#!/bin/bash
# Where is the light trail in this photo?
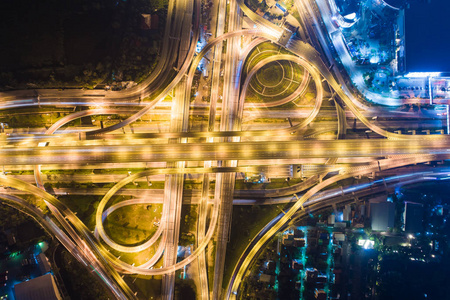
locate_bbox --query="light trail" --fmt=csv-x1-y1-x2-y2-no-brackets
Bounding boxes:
226,154,447,298
2,0,450,297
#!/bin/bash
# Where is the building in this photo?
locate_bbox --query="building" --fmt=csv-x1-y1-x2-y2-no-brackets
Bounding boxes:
292,260,304,270
333,232,345,242
343,204,352,222
293,228,304,238
141,14,151,30
317,275,327,283
305,268,318,283
333,247,342,256
403,202,424,233
36,253,51,275
316,281,325,289
435,205,444,216
150,15,159,30
293,238,305,248
140,14,159,30
14,273,62,300
308,237,318,247
370,201,395,231
333,268,343,284
315,289,327,300
359,204,366,217
266,260,276,272
319,232,329,241
259,274,275,285
282,239,294,246
282,233,295,246
334,222,347,228
328,214,335,225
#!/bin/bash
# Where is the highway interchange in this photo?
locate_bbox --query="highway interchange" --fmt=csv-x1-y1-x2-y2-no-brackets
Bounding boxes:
0,0,449,299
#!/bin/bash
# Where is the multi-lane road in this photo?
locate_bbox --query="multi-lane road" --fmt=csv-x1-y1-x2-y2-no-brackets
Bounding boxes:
1,138,450,165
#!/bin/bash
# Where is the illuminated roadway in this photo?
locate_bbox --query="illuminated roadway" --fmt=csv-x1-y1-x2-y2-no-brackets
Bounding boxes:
212,0,243,296
3,138,450,164
2,0,450,298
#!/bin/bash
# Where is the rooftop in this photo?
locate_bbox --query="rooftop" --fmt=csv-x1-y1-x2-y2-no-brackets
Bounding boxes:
14,273,62,300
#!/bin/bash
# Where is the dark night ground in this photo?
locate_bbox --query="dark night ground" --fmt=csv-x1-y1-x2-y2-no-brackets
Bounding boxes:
377,181,450,300
405,0,450,72
0,0,166,89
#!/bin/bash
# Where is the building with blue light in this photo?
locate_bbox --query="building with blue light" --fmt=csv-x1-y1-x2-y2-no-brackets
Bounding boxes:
14,273,62,300
370,201,395,232
403,201,424,233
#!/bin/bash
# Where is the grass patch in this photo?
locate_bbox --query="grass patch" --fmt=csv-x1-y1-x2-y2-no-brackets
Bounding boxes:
93,168,147,174
0,112,68,128
235,178,304,190
9,170,35,175
42,169,94,175
179,205,198,247
257,61,284,86
55,246,112,300
127,277,162,299
104,204,162,246
174,278,197,300
57,195,101,230
243,43,280,76
223,203,293,289
0,107,74,116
